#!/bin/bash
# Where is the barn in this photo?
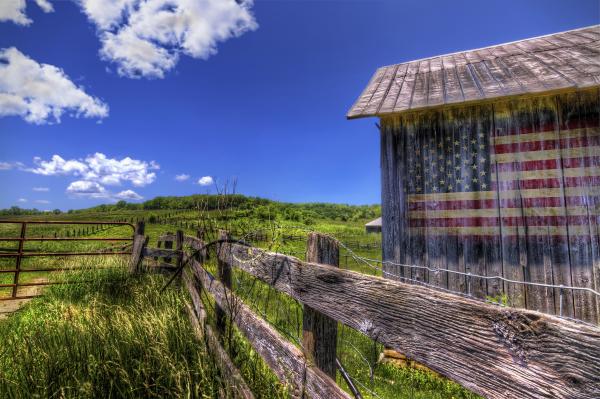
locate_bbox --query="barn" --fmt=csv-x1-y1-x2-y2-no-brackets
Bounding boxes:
365,217,382,233
347,25,600,324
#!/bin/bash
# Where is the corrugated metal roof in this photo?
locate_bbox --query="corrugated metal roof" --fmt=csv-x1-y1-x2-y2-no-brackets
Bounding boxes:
347,25,600,119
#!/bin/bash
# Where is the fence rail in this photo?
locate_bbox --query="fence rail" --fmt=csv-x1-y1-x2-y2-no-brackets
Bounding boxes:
0,220,135,300
132,224,600,399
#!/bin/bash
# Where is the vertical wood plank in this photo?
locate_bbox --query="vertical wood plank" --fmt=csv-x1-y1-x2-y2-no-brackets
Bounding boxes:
216,230,232,336
129,221,146,274
164,231,174,264
558,89,600,323
303,232,339,379
493,101,527,309
521,97,555,314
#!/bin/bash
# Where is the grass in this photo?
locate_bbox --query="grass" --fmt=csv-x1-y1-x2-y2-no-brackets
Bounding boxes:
0,209,481,399
0,258,284,398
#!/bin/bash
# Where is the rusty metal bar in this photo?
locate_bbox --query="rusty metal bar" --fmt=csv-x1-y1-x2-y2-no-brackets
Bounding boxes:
0,266,124,273
0,220,135,228
1,281,90,288
0,237,132,242
11,222,26,298
0,251,132,257
0,220,136,301
0,295,37,301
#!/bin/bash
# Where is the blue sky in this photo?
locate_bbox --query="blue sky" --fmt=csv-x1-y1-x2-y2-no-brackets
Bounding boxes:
0,0,598,210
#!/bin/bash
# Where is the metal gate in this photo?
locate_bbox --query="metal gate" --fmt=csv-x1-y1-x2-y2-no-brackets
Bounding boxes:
0,220,135,300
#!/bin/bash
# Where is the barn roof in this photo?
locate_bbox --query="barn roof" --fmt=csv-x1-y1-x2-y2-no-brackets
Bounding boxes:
365,217,382,227
347,25,600,120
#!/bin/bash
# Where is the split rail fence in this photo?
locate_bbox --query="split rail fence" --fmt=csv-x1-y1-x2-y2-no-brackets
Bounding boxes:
130,222,600,399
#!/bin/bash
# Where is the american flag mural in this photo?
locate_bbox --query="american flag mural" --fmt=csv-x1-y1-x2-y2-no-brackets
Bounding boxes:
404,103,599,237
380,89,600,324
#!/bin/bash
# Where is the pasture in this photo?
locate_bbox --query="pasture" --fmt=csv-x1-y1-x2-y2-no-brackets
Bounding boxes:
0,203,480,399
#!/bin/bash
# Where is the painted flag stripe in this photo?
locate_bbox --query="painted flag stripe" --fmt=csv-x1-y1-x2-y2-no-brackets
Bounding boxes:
407,196,600,211
407,225,598,236
408,206,595,219
493,114,598,136
492,127,600,145
493,135,600,154
493,156,600,173
493,146,600,163
408,215,598,228
408,186,600,201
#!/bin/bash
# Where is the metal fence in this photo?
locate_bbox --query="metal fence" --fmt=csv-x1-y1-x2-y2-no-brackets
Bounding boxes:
0,220,135,300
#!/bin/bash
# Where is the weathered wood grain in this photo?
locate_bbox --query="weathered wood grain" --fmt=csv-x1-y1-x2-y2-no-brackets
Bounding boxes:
347,25,600,119
142,248,181,258
219,243,600,399
216,230,231,336
183,271,254,399
303,233,339,378
163,231,174,263
186,256,350,399
128,222,146,274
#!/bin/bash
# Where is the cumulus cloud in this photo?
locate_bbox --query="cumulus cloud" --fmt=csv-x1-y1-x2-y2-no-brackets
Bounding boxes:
175,173,189,182
115,189,143,200
17,198,27,203
0,47,109,124
24,153,155,202
30,155,88,176
66,180,143,201
0,0,54,26
29,153,159,187
77,0,257,78
197,176,213,186
35,199,50,204
66,180,107,198
32,187,49,192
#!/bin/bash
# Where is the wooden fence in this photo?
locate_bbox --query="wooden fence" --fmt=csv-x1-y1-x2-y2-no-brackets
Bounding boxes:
129,222,600,399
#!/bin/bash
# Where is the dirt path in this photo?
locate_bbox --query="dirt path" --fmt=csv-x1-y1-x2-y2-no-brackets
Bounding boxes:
0,278,47,320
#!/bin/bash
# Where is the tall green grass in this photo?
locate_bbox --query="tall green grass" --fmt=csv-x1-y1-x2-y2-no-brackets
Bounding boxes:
0,260,231,398
1,212,481,398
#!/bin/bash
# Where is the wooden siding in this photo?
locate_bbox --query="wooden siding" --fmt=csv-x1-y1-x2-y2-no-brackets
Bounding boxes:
380,87,600,324
348,25,600,119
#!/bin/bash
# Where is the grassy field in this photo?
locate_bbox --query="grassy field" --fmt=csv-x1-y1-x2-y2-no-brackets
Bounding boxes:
0,205,480,399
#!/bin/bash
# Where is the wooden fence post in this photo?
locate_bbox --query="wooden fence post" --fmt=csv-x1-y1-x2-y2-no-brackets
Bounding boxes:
164,231,173,263
216,230,232,337
196,229,206,262
129,221,146,274
175,230,184,284
303,232,339,378
176,230,184,267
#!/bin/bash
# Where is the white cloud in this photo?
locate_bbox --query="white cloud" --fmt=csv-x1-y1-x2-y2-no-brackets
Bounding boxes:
66,180,107,198
0,0,54,26
78,0,257,78
25,153,157,201
175,173,189,182
77,0,136,30
32,187,49,192
35,0,54,13
66,181,143,201
28,153,159,187
84,152,158,186
30,155,88,176
17,198,27,203
0,161,24,170
35,199,50,204
115,189,143,200
197,176,213,186
0,47,109,124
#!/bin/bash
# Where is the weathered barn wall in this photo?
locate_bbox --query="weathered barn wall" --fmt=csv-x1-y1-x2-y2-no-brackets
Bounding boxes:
380,88,600,324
